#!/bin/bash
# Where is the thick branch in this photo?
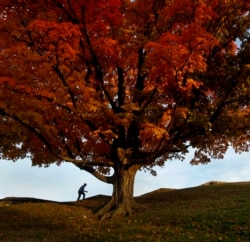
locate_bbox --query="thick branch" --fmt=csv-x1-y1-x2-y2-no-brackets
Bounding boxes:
53,63,77,109
74,163,114,184
0,109,113,167
135,48,146,91
3,84,73,113
166,99,180,133
117,66,125,107
210,80,238,123
139,88,157,114
80,24,118,112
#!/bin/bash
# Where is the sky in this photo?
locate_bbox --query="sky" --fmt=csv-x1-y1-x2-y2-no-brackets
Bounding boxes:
0,148,249,202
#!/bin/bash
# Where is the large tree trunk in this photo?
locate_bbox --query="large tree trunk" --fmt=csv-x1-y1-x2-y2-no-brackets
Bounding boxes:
95,164,143,219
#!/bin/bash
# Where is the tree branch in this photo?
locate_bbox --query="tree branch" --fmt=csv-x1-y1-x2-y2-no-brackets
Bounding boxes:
135,48,146,92
117,66,125,107
74,163,114,184
210,79,239,123
0,108,113,167
80,23,118,112
53,61,77,109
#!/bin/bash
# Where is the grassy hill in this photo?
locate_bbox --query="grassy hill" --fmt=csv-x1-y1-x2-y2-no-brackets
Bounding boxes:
0,181,249,241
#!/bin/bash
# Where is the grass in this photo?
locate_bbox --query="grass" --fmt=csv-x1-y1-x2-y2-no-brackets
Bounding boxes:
0,181,249,241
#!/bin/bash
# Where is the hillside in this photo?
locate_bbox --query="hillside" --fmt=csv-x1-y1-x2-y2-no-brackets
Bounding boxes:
0,181,249,241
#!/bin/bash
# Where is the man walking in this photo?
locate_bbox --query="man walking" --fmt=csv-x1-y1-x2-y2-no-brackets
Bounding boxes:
77,183,88,201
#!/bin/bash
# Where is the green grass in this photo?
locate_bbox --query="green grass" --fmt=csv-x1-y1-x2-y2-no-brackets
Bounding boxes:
0,182,249,241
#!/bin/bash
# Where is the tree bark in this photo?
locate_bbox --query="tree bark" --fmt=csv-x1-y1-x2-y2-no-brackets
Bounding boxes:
95,164,143,219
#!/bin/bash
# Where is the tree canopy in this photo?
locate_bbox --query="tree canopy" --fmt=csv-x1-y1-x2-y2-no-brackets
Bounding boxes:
0,0,250,218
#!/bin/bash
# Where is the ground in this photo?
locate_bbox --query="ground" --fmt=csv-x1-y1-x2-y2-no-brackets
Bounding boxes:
0,181,249,241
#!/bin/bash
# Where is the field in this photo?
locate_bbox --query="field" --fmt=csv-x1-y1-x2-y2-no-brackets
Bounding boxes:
0,182,249,241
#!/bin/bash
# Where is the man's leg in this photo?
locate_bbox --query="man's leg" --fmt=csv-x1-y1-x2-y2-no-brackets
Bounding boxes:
77,192,81,201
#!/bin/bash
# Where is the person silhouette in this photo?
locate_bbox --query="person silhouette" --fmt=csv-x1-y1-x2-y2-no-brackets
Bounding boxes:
77,183,88,201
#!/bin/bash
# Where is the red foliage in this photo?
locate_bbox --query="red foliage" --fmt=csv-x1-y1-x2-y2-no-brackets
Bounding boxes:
0,0,250,172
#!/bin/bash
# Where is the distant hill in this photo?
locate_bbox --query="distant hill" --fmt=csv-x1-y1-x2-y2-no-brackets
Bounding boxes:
201,180,228,186
1,181,249,241
1,181,249,204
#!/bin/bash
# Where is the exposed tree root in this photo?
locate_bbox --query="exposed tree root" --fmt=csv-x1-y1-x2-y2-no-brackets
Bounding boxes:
95,196,145,220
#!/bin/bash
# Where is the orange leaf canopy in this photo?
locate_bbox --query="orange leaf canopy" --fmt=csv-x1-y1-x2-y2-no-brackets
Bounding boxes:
0,0,250,169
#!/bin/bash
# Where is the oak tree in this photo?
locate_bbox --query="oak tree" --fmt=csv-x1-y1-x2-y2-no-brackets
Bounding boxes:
0,0,250,218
